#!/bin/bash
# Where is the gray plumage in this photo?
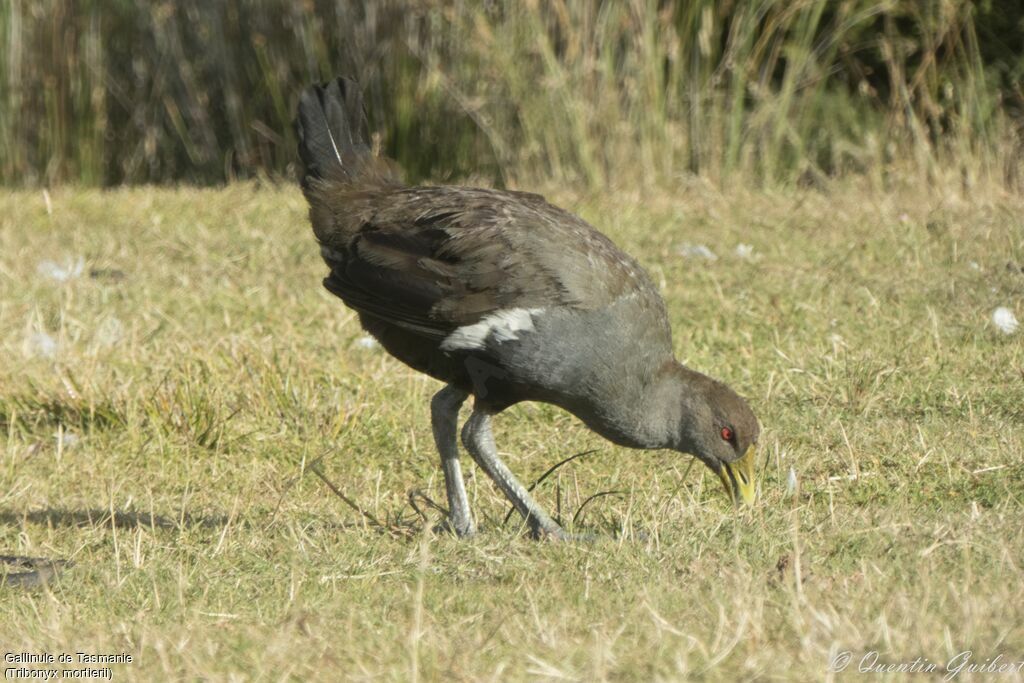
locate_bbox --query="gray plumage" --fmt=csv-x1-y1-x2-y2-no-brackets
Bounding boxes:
296,77,760,538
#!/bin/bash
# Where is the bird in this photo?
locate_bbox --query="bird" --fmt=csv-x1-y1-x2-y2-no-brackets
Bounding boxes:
295,77,759,540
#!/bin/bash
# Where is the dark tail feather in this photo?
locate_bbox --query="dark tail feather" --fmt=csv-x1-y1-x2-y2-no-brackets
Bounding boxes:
295,77,378,188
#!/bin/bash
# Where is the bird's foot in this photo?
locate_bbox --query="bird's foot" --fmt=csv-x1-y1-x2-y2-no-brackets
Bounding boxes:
432,515,476,539
532,523,599,544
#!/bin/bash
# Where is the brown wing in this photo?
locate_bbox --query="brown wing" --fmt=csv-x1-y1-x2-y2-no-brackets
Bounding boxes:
308,183,664,339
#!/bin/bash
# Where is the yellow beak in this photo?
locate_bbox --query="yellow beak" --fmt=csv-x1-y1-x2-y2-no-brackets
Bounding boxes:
716,445,757,506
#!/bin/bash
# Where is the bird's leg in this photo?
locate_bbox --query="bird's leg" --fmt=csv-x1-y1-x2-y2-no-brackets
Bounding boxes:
430,385,475,537
460,409,569,540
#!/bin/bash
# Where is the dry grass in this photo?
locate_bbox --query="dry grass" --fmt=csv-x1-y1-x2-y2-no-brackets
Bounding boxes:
1,180,1022,680
2,1,1020,188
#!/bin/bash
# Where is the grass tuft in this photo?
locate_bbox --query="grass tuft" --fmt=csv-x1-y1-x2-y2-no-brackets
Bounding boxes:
1,2,1022,189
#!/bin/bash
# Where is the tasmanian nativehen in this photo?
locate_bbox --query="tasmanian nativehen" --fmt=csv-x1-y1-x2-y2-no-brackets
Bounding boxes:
295,77,759,539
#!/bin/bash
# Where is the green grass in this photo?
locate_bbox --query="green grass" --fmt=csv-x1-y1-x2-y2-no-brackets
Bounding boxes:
1,181,1022,680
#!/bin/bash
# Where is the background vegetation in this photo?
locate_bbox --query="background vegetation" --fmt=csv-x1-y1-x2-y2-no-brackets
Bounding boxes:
1,0,1023,189
2,182,1022,680
3,1,1024,680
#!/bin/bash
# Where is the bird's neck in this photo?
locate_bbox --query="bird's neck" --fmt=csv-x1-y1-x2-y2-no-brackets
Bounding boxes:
577,359,697,450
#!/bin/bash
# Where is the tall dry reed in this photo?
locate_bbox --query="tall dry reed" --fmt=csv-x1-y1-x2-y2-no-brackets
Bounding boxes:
0,0,1019,189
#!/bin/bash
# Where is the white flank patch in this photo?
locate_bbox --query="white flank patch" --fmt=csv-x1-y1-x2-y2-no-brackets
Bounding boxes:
992,307,1019,334
355,335,379,350
440,308,543,351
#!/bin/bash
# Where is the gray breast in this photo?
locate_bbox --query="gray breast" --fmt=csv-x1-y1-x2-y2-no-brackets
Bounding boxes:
453,293,672,443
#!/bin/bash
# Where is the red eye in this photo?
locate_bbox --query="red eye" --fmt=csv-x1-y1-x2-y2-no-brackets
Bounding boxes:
721,427,733,442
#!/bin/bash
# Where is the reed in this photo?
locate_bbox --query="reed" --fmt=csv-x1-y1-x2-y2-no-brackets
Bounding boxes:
0,0,1020,188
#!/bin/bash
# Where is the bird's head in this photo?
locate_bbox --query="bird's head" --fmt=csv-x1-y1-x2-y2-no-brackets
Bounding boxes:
675,374,760,506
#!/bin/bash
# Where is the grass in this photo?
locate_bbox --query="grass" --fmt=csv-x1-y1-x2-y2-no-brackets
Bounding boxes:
1,179,1023,680
2,1,1020,188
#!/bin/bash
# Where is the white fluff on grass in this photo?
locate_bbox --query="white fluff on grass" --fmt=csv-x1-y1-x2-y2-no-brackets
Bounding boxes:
992,307,1019,334
26,332,58,358
735,243,755,260
54,430,80,450
94,316,125,348
786,467,798,497
676,243,717,261
37,257,85,283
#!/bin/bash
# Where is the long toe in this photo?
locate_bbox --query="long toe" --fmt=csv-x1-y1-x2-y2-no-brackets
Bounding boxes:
531,523,600,544
432,516,476,538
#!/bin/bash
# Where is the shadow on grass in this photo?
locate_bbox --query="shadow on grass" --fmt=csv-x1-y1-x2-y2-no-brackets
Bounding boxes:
0,505,399,590
0,507,231,530
1,555,72,589
0,506,389,535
